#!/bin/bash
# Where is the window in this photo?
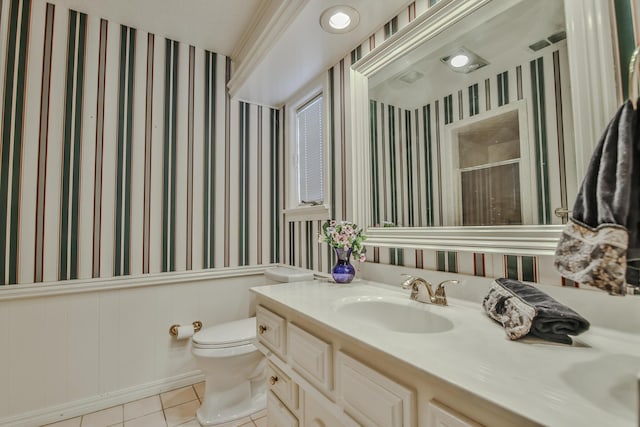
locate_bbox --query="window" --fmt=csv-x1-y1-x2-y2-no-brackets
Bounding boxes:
296,95,324,205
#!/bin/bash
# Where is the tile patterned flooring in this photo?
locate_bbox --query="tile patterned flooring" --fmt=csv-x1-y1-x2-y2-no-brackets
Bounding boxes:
42,382,267,427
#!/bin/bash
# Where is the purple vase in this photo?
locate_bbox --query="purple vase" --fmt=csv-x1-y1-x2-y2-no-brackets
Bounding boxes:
332,248,355,283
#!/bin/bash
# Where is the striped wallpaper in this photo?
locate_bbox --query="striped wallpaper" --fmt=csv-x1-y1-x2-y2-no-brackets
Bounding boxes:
0,0,283,285
1,0,31,285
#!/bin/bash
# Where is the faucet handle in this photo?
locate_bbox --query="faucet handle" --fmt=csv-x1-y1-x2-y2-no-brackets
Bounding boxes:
400,274,416,289
433,280,459,305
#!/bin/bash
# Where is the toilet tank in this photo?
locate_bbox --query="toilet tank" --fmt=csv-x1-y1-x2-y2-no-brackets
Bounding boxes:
264,266,314,283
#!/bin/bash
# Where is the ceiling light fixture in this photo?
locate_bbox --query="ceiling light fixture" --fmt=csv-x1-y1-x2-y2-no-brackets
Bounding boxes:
329,12,351,30
320,6,360,34
441,48,488,74
449,54,470,68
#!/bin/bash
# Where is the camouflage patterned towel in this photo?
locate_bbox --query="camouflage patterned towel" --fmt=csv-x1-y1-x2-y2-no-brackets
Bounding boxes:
555,99,639,295
555,219,629,295
482,278,590,344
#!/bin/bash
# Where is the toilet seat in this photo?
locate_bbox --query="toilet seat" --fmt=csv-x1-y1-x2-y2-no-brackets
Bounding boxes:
192,317,256,349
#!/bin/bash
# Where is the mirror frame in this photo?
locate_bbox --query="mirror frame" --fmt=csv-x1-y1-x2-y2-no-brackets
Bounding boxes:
348,0,621,256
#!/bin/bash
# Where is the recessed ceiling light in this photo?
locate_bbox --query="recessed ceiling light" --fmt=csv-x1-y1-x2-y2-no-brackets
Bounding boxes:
450,54,470,68
320,6,360,34
329,12,351,30
441,48,488,74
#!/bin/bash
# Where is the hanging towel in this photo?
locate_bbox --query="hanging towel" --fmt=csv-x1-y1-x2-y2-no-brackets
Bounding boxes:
554,100,640,295
482,278,590,344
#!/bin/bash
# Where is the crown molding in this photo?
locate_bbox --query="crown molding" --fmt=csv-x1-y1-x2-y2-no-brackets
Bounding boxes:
230,0,281,63
228,0,309,100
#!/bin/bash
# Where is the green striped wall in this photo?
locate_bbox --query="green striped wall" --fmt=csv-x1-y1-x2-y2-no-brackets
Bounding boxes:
202,51,217,269
0,0,31,285
59,10,87,281
162,38,178,273
530,57,551,224
114,24,135,277
614,0,636,99
0,0,283,285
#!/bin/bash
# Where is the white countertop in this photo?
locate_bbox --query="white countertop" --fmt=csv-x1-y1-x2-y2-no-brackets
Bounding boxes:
251,279,640,427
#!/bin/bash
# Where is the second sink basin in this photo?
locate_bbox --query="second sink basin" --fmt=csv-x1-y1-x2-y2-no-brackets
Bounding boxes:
332,295,454,334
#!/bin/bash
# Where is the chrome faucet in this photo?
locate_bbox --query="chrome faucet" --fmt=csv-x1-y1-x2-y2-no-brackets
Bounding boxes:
400,274,459,306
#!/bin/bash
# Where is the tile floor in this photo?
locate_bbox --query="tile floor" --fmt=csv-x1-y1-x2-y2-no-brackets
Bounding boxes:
42,382,267,427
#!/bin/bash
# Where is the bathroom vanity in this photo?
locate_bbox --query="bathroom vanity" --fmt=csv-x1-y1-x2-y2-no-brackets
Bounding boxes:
251,280,639,427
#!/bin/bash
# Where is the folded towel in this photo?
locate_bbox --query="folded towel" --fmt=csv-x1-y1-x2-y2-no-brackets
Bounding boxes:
482,278,590,344
554,100,640,294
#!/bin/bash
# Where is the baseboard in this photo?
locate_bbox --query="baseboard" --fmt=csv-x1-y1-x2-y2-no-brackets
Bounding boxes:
0,371,205,427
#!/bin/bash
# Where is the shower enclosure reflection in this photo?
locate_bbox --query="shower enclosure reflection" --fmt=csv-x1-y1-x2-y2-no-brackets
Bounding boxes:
453,109,524,226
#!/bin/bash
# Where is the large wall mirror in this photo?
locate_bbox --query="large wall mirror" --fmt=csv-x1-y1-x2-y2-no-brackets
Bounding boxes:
349,0,621,255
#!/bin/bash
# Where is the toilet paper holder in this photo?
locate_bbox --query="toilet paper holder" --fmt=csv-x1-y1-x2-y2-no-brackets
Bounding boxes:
169,321,203,337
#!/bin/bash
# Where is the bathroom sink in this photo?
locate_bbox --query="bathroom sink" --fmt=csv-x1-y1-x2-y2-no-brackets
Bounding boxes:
560,354,639,418
332,295,454,334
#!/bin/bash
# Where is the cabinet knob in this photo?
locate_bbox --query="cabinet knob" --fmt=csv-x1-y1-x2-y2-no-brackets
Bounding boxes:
269,375,278,385
258,325,268,335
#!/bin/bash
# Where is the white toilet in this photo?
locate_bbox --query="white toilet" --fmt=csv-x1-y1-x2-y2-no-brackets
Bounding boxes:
191,317,266,426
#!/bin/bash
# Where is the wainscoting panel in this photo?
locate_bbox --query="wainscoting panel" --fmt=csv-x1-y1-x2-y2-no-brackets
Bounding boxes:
0,270,275,426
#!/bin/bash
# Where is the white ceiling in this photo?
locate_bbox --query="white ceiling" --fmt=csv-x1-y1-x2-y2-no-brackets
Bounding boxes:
230,0,411,106
51,0,410,107
49,0,261,57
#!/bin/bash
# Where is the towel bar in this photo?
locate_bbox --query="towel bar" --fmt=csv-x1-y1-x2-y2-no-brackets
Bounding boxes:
629,45,640,109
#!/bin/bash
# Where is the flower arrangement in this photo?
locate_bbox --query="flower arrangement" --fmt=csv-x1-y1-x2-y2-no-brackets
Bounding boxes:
319,220,367,262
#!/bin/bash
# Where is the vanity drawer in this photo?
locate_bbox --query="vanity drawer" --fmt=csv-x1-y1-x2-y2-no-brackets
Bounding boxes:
267,361,298,410
287,323,333,392
267,391,298,427
257,305,286,356
303,389,362,427
427,400,482,427
336,351,414,427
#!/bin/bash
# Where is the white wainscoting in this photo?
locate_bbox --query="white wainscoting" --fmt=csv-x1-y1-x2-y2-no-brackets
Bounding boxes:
0,266,277,427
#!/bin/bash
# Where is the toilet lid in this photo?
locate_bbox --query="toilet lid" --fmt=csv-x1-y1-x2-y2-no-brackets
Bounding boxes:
192,317,256,348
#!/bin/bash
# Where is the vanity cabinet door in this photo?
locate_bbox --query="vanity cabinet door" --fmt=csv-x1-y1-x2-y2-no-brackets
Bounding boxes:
267,361,298,410
427,400,482,427
336,351,414,427
287,323,333,392
267,391,298,427
257,305,287,357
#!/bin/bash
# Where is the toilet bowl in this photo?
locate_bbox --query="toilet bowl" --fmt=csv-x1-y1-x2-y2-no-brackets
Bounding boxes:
192,317,266,426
